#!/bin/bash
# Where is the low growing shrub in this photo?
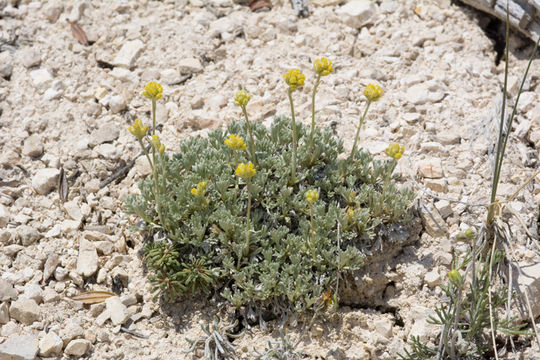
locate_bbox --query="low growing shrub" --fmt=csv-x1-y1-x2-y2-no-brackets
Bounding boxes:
125,59,415,318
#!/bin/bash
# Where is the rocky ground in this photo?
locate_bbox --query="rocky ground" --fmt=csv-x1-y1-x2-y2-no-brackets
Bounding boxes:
0,0,539,359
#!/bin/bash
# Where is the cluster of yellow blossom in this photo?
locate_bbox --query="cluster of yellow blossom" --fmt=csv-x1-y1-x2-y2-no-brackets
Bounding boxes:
235,162,256,179
305,189,319,205
385,143,405,160
234,89,251,107
128,118,148,140
313,57,333,76
224,134,246,151
142,81,163,100
283,69,305,91
191,181,207,197
363,83,383,102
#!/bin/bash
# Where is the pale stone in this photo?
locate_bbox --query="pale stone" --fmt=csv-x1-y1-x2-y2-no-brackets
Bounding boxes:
22,284,43,304
42,288,60,303
178,57,203,74
29,69,53,91
39,332,63,357
17,225,40,246
417,158,444,179
64,200,83,222
89,123,120,147
406,81,446,105
109,95,126,113
0,51,13,79
76,239,98,278
112,39,144,68
207,94,227,110
424,269,441,288
120,294,138,306
312,0,341,6
0,279,17,301
0,204,10,228
419,204,448,237
9,298,41,325
409,306,440,342
94,143,118,159
95,308,110,326
109,67,132,81
43,2,63,22
0,334,39,360
0,302,9,324
22,134,43,157
420,141,445,154
41,153,60,168
335,0,376,28
64,339,90,357
516,262,540,320
424,179,448,193
32,168,60,195
134,154,153,176
373,318,393,338
60,319,84,345
434,199,453,219
105,296,131,325
160,68,182,85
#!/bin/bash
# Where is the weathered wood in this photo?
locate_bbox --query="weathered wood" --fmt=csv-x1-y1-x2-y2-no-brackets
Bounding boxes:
460,0,540,41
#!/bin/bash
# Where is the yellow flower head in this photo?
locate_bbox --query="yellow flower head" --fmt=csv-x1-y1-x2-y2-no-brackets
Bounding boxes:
305,189,319,205
363,83,383,102
234,89,251,107
128,118,149,140
151,134,161,150
142,81,163,100
313,57,334,76
448,269,463,287
224,134,247,151
346,207,355,219
159,144,165,155
191,181,207,197
235,162,256,180
385,143,405,160
283,69,305,91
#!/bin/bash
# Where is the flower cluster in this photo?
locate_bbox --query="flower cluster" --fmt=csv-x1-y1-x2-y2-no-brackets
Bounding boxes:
234,89,251,107
363,83,383,102
305,189,319,204
385,143,405,160
235,162,256,179
313,57,333,76
283,69,305,91
191,181,207,197
128,118,148,140
224,134,246,151
142,81,163,100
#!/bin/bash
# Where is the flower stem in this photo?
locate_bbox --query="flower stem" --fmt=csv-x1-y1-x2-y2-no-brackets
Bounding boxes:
150,99,164,229
245,180,252,259
137,138,154,172
308,74,321,162
287,89,298,181
241,106,258,167
350,101,371,161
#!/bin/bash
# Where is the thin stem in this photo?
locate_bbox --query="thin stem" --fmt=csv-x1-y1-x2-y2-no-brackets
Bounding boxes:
241,106,258,167
137,138,154,171
309,204,315,259
151,99,157,135
350,101,371,160
150,99,164,228
245,180,252,257
287,89,298,181
309,75,321,161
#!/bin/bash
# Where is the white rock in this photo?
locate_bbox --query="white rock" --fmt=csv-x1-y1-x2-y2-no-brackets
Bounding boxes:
0,334,39,360
43,87,63,100
64,339,90,357
178,57,203,74
160,68,182,85
76,239,98,278
19,48,41,68
409,306,440,342
0,51,13,79
105,296,131,325
94,143,118,159
41,153,60,168
406,81,446,105
109,67,132,81
22,284,43,304
39,332,63,356
419,204,448,237
0,302,9,324
89,123,120,147
514,119,531,140
417,158,444,179
16,225,40,246
208,94,227,110
9,298,41,325
109,95,126,113
43,1,63,22
32,168,60,195
335,0,376,28
64,200,83,222
60,319,84,344
517,262,540,320
373,318,393,338
424,269,441,288
29,69,53,91
434,199,453,219
112,39,144,68
0,204,10,227
312,0,341,6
